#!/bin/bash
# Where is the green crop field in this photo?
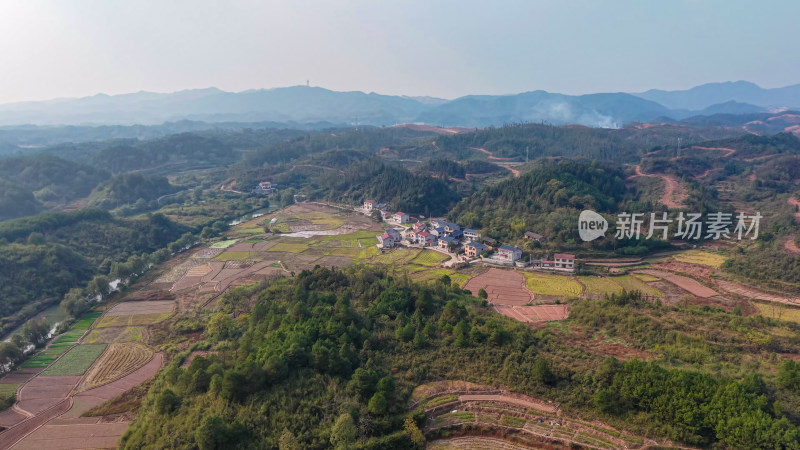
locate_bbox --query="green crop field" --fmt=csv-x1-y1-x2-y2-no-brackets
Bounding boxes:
42,344,107,376
410,250,449,267
525,273,583,297
73,311,103,330
21,355,58,368
579,276,623,296
53,330,86,344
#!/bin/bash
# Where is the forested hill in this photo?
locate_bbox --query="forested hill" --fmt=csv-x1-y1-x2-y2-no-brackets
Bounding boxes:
0,209,188,333
311,159,462,216
0,154,109,219
122,267,800,449
448,160,640,246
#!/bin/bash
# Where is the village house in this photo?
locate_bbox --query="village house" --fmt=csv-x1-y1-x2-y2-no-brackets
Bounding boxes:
413,222,427,231
464,242,488,258
524,231,546,242
431,226,446,237
363,200,376,210
391,212,410,224
385,228,401,240
418,231,436,246
404,228,418,241
463,228,481,242
377,233,395,249
496,244,522,262
553,253,576,271
254,181,276,195
439,236,456,250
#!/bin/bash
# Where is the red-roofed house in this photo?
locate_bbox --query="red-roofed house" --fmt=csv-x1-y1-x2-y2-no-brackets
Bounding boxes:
391,212,410,224
377,233,395,249
363,200,376,210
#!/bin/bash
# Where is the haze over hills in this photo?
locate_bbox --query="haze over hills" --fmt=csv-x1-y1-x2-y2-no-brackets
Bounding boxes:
0,81,797,129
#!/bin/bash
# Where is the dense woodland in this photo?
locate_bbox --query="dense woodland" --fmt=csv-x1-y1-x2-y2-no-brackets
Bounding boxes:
312,159,462,216
122,268,800,449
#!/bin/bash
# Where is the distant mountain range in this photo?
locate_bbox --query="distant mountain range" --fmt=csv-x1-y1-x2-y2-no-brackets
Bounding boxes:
0,81,798,128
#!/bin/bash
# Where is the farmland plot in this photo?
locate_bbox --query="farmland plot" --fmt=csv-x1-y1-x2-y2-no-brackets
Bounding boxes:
41,344,107,376
78,343,153,391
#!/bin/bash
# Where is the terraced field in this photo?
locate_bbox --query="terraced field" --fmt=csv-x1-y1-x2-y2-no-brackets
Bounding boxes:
41,344,107,376
410,250,450,267
369,248,422,265
578,276,623,296
96,312,173,328
78,343,154,391
524,273,582,297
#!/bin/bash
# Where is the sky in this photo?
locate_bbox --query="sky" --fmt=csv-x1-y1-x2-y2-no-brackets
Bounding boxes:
1,0,798,104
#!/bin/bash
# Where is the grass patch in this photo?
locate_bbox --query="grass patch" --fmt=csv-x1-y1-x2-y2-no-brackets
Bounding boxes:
579,277,623,296
441,411,474,422
0,384,19,397
356,247,380,260
424,394,458,408
631,272,660,282
266,242,310,253
754,303,800,325
612,275,663,297
320,230,379,242
525,273,583,297
673,250,727,268
500,415,526,428
368,248,421,265
42,344,107,376
410,250,450,267
210,239,238,249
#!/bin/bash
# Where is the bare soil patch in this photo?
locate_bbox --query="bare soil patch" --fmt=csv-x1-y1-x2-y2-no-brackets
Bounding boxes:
637,270,717,298
494,305,569,324
464,269,534,306
11,421,130,450
692,146,736,157
106,300,175,316
785,235,800,255
16,376,81,415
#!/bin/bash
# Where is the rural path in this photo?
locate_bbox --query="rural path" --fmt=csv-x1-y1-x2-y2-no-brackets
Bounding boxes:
788,197,800,221
459,393,558,415
692,146,736,157
469,147,516,161
631,165,688,209
785,235,800,255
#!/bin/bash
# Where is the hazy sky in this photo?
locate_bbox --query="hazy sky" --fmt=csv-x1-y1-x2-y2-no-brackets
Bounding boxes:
1,0,798,104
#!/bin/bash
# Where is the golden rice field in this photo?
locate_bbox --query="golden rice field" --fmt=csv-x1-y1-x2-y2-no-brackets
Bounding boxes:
524,273,583,297
579,276,623,296
612,275,663,297
410,250,450,267
754,302,800,325
673,250,727,268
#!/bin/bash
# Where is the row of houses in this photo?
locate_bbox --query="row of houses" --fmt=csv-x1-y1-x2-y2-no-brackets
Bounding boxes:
366,200,576,272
